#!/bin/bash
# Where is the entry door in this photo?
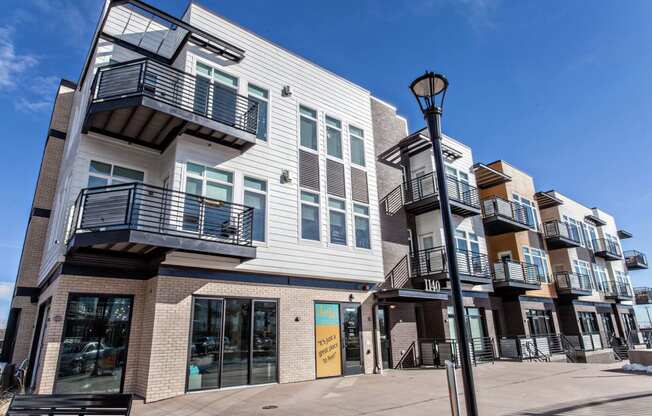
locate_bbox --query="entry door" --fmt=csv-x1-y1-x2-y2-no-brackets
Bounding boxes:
601,313,616,339
29,301,51,392
341,303,363,376
377,307,391,369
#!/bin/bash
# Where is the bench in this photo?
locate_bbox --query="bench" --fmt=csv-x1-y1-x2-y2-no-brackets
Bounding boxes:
7,394,132,416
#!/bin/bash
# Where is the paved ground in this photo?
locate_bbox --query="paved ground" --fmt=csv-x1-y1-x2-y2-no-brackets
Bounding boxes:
132,362,652,416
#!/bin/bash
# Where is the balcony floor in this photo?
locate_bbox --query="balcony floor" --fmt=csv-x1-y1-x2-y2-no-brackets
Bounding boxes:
593,251,621,261
545,236,581,250
493,280,541,294
483,215,531,236
405,195,481,218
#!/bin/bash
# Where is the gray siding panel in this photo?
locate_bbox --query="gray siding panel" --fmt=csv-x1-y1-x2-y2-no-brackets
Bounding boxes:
326,159,346,198
299,150,320,191
351,167,369,203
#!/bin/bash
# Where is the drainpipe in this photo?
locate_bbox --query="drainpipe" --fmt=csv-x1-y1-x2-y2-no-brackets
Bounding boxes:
372,302,384,375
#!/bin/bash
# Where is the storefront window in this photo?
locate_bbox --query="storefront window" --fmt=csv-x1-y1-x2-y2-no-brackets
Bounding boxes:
54,295,133,394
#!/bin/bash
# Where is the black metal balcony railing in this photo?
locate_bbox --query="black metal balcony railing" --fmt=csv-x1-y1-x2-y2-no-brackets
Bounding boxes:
410,246,491,280
68,183,254,247
92,59,259,135
601,280,633,298
543,220,581,244
592,238,622,258
492,260,543,286
624,250,648,269
481,196,531,227
403,173,480,209
554,271,593,293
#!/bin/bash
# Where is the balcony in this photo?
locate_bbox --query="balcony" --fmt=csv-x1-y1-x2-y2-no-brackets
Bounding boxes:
383,173,481,217
625,250,648,270
543,220,581,250
67,183,256,261
592,238,622,261
554,271,593,298
481,197,532,236
410,246,491,285
82,59,259,152
492,260,542,293
602,280,634,301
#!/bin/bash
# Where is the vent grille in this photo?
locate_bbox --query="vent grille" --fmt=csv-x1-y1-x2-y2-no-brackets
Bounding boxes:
327,159,346,198
299,150,320,191
351,167,369,203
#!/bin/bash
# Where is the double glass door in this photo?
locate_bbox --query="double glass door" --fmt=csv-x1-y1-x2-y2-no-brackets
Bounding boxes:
187,297,277,391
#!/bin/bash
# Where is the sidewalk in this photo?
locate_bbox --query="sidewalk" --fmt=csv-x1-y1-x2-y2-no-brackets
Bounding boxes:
132,362,652,416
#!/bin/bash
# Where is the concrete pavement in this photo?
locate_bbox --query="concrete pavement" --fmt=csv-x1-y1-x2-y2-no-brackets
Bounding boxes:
132,362,652,416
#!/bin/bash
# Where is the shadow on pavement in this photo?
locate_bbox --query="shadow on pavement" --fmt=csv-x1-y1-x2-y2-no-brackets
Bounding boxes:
512,391,652,415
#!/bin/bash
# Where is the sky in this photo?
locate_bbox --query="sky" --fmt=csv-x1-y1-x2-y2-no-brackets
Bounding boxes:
0,0,651,326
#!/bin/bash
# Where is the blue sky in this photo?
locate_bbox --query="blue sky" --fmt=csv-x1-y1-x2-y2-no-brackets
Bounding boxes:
0,0,651,326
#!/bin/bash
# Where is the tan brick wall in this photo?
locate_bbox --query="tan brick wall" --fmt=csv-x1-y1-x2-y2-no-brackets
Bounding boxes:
33,275,376,403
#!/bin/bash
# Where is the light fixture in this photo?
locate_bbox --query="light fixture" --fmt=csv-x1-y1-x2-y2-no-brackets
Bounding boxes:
409,71,449,114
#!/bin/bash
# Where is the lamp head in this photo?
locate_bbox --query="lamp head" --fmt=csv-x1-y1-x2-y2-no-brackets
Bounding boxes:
410,71,449,114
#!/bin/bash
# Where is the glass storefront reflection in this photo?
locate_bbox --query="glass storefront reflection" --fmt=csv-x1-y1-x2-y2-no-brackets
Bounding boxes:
54,295,133,394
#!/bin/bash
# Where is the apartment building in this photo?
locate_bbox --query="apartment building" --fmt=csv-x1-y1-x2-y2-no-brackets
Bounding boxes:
374,124,498,367
537,190,641,361
1,0,388,402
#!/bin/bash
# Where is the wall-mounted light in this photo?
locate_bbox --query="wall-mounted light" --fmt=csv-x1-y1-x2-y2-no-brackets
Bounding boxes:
282,85,292,97
280,170,292,184
349,294,354,302
294,316,300,322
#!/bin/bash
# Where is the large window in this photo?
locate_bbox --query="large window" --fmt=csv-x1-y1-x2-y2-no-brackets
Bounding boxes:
300,106,318,150
447,307,486,342
184,162,234,235
526,310,555,336
581,222,599,251
349,126,365,166
244,177,267,242
88,161,144,187
326,116,342,159
512,194,539,230
523,246,549,282
563,216,582,242
301,191,320,241
354,204,370,249
195,62,239,126
188,297,277,391
578,312,599,334
456,230,482,274
248,84,269,140
573,259,592,279
328,198,347,245
55,295,133,394
593,264,608,291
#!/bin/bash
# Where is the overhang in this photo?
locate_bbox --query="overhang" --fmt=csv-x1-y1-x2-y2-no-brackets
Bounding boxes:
375,288,448,303
472,163,512,189
377,128,463,168
535,190,564,209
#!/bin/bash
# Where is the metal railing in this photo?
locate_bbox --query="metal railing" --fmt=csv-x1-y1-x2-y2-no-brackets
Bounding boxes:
481,196,531,227
554,271,593,292
601,280,633,298
410,246,491,280
625,250,648,268
380,255,410,289
492,259,543,286
68,183,254,247
403,173,481,208
592,238,622,257
419,337,495,367
543,220,581,244
499,334,564,361
91,59,259,135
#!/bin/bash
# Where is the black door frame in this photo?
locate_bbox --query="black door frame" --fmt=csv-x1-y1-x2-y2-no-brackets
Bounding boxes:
340,302,363,376
378,306,392,369
26,298,51,392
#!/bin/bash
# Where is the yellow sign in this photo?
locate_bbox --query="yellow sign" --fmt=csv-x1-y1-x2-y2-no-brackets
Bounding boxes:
315,303,342,378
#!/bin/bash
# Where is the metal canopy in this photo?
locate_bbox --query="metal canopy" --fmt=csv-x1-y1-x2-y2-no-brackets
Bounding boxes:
617,229,633,239
375,288,448,303
584,214,607,227
535,190,564,209
377,128,463,168
472,162,512,189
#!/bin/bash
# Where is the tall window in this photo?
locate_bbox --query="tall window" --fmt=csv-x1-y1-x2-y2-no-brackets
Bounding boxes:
523,246,549,282
184,163,234,234
512,194,539,230
353,204,370,249
606,233,620,253
563,216,581,242
593,264,608,291
88,161,144,187
328,198,347,245
526,310,555,336
248,84,269,140
349,125,365,166
578,312,599,333
244,177,267,242
326,116,342,159
300,106,318,150
582,222,598,251
196,62,238,125
301,191,320,241
446,166,471,202
456,231,481,274
572,259,592,281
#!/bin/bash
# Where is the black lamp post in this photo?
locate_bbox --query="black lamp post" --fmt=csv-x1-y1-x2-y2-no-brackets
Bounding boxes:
410,71,479,416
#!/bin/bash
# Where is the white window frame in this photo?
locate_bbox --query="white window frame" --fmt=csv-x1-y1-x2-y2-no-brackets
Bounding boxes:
523,246,550,283
349,125,366,168
512,193,539,231
572,259,592,282
327,196,347,246
243,175,268,244
593,264,608,291
247,83,270,142
87,160,145,187
325,115,343,160
184,162,234,202
299,104,319,153
300,189,321,242
353,203,371,249
563,215,582,242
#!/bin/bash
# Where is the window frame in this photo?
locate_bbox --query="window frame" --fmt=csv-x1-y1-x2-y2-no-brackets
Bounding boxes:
349,125,366,167
353,203,371,249
522,246,550,283
87,160,145,188
325,115,343,160
184,161,235,202
327,196,347,246
512,193,539,231
247,83,270,142
243,175,268,243
300,190,321,242
299,104,319,152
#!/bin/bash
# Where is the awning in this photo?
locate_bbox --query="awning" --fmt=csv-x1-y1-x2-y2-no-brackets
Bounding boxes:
535,190,564,209
375,288,448,303
472,163,512,189
584,214,606,227
377,128,463,168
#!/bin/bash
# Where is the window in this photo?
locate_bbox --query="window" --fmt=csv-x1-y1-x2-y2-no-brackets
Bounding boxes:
328,198,347,245
523,246,549,282
455,230,480,253
326,116,342,159
244,177,267,242
572,259,592,285
446,166,471,203
300,106,318,150
184,162,234,234
301,191,320,241
88,160,144,187
578,312,599,334
353,204,370,249
526,310,555,336
583,222,598,250
606,233,620,253
349,126,365,166
456,230,482,274
195,62,238,125
593,265,608,291
563,216,581,242
512,194,539,230
615,270,628,285
248,84,269,140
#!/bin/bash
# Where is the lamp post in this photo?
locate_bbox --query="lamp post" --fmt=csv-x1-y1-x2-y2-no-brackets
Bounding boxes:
410,71,479,416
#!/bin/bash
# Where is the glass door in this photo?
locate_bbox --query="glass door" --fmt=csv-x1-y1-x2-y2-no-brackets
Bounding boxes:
377,307,391,369
221,299,251,388
188,298,223,391
341,303,363,376
601,313,616,340
251,300,277,385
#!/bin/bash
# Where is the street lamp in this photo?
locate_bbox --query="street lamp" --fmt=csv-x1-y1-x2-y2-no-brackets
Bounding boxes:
410,71,479,416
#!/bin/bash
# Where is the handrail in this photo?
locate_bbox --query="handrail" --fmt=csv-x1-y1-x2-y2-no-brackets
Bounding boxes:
380,255,410,289
592,238,622,257
543,220,581,244
481,196,531,227
68,182,255,247
492,259,542,285
91,58,259,135
410,246,491,279
554,271,593,292
402,172,480,209
625,250,648,267
394,341,417,369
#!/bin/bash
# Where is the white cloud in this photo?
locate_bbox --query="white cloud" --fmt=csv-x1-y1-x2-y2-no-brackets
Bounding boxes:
0,26,38,90
15,75,60,113
0,282,14,303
